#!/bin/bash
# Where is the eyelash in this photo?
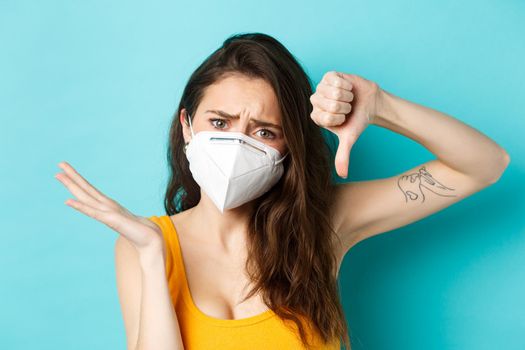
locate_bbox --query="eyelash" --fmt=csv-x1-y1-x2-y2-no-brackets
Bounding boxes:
209,118,276,139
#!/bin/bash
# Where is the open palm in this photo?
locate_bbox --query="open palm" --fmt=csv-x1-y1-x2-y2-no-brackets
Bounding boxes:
55,161,162,251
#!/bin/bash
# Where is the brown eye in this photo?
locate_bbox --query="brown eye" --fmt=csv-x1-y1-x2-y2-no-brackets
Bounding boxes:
256,129,275,139
210,118,227,129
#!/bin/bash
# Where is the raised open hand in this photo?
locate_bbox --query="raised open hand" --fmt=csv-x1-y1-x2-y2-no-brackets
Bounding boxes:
310,71,381,179
54,161,162,252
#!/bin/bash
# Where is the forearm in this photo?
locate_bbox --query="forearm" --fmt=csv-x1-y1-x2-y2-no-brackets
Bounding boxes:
372,88,510,184
135,248,184,350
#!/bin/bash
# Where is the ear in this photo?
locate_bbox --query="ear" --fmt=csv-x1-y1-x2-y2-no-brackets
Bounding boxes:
179,108,191,144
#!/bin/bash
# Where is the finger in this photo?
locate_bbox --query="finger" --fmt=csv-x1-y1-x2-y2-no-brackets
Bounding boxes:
58,162,109,203
55,172,102,208
311,108,346,127
310,93,352,115
318,82,354,103
65,198,108,222
334,131,358,179
322,71,353,91
334,103,367,178
66,196,138,239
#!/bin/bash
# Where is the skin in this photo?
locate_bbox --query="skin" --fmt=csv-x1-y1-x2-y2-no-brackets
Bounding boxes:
311,71,510,256
54,164,184,349
179,73,288,252
55,70,510,349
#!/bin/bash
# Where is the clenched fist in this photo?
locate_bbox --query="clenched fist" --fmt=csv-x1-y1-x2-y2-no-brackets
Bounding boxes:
310,71,381,179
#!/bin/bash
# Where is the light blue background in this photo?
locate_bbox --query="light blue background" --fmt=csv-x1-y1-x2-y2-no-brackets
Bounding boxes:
1,1,523,349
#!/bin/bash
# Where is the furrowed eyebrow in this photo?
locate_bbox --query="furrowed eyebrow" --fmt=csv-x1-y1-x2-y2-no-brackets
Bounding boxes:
205,109,282,130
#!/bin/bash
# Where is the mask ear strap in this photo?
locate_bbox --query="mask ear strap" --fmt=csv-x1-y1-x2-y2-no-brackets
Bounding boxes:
186,111,195,137
275,153,288,165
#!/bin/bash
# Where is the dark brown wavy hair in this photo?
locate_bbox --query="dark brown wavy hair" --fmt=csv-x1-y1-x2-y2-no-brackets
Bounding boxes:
163,32,351,349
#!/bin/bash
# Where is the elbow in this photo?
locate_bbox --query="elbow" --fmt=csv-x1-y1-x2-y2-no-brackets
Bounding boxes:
503,151,511,166
486,150,511,184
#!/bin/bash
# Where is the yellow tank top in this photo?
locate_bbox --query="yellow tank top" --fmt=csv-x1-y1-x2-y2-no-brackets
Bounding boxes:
148,215,341,350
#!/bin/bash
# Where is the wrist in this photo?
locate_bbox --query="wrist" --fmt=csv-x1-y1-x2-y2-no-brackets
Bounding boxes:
373,87,399,125
137,239,165,270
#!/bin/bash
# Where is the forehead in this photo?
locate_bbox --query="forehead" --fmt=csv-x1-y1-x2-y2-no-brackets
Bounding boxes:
198,74,282,122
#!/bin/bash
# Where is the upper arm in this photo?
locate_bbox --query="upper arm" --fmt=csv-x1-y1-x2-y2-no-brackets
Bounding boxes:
331,158,498,255
115,236,142,350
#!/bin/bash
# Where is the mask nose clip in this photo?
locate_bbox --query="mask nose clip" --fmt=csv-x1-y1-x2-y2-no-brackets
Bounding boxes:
185,110,288,163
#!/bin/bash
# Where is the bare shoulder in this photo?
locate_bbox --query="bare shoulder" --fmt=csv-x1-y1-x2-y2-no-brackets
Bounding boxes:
167,208,197,242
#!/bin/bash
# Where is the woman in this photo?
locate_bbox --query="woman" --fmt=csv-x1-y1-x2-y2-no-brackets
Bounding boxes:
55,32,510,349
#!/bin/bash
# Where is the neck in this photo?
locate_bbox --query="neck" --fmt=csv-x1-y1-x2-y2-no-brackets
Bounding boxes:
188,191,255,253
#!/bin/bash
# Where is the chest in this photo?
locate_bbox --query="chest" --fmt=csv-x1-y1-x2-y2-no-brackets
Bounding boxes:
172,214,345,322
178,233,272,320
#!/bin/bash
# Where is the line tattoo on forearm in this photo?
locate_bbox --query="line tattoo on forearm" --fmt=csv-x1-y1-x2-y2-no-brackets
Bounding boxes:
397,166,457,203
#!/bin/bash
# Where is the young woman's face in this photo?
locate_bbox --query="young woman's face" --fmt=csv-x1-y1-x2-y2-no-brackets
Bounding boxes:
180,74,288,156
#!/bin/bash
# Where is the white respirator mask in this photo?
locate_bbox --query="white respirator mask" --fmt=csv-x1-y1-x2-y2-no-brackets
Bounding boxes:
184,112,288,213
